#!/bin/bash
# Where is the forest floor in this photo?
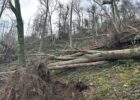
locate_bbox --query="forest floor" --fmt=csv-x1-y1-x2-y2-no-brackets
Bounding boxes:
0,41,140,99
1,59,140,100
54,60,140,100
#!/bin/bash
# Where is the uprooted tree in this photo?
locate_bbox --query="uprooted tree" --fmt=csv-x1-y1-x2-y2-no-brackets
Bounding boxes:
0,63,86,100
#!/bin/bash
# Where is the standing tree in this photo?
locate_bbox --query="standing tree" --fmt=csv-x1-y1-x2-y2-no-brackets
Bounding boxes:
9,0,25,66
90,5,98,36
38,0,49,52
58,2,63,39
73,0,82,33
102,0,120,20
58,2,69,40
69,0,73,48
120,0,136,21
48,0,58,42
32,13,43,39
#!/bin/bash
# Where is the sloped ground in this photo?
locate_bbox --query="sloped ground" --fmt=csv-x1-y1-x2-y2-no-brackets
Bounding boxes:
55,59,140,100
0,63,85,100
0,60,140,100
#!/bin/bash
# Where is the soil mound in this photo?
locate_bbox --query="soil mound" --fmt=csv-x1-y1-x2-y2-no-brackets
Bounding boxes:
0,63,85,100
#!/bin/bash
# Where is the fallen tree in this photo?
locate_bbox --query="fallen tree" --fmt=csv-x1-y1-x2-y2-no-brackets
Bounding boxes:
30,52,84,61
1,47,140,70
47,47,140,69
48,61,108,70
3,47,138,70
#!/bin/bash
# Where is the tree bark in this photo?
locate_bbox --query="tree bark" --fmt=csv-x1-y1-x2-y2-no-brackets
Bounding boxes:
49,47,140,66
49,15,53,42
29,54,77,61
0,0,7,18
69,1,73,48
9,0,25,66
39,0,49,52
48,61,108,70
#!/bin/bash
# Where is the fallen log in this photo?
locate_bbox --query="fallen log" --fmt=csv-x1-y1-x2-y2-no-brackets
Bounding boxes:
49,47,140,66
48,61,108,70
49,57,91,66
65,52,84,57
0,61,108,75
1,47,140,70
29,54,78,61
28,52,84,61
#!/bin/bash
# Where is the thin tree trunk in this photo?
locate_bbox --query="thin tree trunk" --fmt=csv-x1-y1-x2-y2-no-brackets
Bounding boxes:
69,1,73,48
58,4,62,39
0,0,7,18
39,0,49,52
49,15,54,42
39,15,47,52
95,19,98,36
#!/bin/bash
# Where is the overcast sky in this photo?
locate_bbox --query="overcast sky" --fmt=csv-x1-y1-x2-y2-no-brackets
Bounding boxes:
20,0,69,25
20,0,39,26
20,0,90,25
20,0,70,35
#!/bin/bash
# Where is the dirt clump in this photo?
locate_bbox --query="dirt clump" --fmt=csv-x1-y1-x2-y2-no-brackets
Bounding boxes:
0,63,86,100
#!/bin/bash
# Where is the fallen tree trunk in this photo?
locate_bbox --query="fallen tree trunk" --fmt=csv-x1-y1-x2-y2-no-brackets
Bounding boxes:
65,52,84,57
49,47,140,66
0,61,108,75
48,61,108,70
29,54,78,61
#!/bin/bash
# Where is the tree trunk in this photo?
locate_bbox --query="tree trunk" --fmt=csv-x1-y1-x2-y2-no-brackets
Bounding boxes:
49,15,54,42
49,47,140,66
39,14,47,52
48,61,108,70
39,0,49,52
9,0,25,66
0,0,7,18
69,1,73,48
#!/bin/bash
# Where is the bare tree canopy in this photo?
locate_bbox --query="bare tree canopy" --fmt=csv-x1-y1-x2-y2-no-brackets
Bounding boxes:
0,0,8,18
